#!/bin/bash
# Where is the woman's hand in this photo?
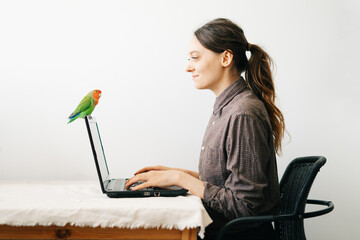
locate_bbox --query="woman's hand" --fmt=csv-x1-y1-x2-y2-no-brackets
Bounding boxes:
125,166,204,199
125,169,181,191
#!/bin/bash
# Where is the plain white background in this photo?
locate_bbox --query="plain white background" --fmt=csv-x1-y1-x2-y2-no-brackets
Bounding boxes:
0,0,359,239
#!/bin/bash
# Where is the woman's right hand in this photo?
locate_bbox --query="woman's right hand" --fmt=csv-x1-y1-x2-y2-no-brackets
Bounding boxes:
133,165,172,175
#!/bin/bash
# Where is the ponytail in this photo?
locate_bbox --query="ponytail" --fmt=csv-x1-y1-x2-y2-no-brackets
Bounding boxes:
245,44,285,155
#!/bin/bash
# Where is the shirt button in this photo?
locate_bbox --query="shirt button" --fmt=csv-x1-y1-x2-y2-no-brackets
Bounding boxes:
201,146,205,150
212,121,216,125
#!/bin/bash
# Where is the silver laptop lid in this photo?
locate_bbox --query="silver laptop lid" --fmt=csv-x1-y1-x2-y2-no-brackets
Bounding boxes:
85,116,111,189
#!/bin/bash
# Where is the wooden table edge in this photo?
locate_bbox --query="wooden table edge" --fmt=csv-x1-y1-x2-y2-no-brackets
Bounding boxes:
0,224,198,240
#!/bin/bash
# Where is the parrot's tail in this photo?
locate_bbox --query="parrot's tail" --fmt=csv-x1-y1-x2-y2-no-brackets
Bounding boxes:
68,113,80,124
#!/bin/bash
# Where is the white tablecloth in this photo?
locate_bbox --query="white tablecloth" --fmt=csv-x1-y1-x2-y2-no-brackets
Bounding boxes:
0,181,212,238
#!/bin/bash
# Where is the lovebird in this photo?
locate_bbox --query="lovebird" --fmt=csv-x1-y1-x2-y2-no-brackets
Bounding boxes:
68,89,102,124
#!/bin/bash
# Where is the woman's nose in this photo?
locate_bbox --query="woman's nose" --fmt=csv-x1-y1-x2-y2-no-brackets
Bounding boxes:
186,62,194,72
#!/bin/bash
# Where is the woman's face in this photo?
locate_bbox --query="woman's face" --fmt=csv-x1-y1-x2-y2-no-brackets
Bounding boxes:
186,36,224,92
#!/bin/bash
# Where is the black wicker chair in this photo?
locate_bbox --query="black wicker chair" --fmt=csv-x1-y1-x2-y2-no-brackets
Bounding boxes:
216,156,334,240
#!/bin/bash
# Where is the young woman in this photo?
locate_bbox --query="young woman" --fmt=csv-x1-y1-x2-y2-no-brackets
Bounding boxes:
125,18,285,240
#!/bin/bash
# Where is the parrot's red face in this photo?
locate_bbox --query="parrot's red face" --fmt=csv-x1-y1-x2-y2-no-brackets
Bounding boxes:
93,90,102,100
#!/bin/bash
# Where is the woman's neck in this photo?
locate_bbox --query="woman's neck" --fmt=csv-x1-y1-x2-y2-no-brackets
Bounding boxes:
212,71,240,97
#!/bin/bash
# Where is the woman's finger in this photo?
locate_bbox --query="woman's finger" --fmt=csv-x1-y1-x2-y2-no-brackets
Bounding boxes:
125,174,145,189
131,181,153,191
134,166,156,175
134,165,168,175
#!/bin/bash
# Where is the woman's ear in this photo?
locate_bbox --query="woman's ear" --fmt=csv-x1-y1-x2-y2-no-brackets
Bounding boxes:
221,50,234,67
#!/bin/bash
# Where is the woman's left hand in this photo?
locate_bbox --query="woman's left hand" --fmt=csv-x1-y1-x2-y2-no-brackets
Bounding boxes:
124,170,182,191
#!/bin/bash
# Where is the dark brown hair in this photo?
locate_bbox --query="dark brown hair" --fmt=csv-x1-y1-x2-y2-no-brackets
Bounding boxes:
194,18,285,155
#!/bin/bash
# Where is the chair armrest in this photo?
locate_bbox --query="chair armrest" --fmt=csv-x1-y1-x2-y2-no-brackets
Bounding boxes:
303,199,334,219
216,214,294,240
216,199,334,240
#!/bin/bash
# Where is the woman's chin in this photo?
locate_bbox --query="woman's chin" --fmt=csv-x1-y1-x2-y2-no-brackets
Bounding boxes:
194,81,207,90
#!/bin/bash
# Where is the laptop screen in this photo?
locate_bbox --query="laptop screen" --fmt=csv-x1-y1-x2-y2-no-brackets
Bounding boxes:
87,117,111,183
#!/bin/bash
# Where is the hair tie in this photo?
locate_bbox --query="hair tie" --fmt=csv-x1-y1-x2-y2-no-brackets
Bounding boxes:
247,43,252,51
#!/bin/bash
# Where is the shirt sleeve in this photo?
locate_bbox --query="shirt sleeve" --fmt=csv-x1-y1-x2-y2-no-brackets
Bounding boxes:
202,114,271,219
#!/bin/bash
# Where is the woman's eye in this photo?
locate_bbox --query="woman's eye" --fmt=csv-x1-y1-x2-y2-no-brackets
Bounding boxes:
188,57,198,61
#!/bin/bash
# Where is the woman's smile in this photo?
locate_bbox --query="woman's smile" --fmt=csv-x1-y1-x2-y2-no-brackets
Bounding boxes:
192,75,199,79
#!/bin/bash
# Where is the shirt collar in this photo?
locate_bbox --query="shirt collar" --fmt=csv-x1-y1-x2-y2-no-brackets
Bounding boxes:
213,77,248,115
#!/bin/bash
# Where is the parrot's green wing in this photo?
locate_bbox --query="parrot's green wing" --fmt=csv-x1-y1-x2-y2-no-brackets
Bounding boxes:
69,95,94,118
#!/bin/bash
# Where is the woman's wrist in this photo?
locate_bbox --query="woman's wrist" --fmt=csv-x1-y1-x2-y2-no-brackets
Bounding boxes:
174,168,199,179
177,171,204,199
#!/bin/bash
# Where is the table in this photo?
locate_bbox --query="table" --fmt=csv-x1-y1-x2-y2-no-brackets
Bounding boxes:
0,224,197,239
0,181,212,239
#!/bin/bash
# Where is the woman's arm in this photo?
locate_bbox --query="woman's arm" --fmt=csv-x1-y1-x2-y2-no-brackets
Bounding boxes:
177,171,204,198
173,168,199,179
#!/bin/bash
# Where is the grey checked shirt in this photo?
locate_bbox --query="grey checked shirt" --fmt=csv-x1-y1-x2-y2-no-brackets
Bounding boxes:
199,77,280,230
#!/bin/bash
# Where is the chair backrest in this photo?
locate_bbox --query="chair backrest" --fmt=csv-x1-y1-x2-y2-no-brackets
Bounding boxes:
276,156,326,240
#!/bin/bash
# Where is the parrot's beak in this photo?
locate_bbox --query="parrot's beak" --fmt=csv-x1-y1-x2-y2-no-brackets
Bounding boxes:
99,93,102,98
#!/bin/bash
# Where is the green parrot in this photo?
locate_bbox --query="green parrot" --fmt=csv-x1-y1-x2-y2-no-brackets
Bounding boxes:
68,89,102,124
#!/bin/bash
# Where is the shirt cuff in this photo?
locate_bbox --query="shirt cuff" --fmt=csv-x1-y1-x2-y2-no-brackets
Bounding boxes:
203,181,221,205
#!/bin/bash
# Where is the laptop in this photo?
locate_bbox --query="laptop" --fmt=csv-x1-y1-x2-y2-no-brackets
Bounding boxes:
85,115,188,198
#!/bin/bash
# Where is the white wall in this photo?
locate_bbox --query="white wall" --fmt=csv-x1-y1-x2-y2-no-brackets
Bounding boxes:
0,0,359,239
